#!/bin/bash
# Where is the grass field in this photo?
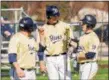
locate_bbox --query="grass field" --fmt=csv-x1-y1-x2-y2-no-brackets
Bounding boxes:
1,60,108,80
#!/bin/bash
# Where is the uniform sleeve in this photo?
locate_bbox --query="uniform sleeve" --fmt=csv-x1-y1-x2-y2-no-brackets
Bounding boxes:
84,37,100,59
8,36,19,54
88,37,100,53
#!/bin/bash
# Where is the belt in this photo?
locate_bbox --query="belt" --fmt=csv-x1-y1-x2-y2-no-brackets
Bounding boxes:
80,61,96,64
46,52,66,57
21,68,35,71
80,62,89,64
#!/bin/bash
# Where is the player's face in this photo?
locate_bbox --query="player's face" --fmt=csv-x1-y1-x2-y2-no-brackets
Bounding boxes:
48,16,59,24
81,23,87,32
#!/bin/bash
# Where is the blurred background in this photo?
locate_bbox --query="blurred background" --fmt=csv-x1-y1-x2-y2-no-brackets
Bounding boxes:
1,1,108,80
1,1,108,41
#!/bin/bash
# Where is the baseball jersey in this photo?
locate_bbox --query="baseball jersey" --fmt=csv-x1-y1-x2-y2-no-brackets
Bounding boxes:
8,32,39,69
77,31,100,63
42,21,74,55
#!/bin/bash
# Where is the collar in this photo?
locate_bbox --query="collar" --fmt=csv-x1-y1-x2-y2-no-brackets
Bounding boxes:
85,31,93,34
85,32,90,34
47,20,59,25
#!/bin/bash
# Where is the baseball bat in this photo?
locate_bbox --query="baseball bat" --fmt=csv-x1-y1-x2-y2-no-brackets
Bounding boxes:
64,28,70,80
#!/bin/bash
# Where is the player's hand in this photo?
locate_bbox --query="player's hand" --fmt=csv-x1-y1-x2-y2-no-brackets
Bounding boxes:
4,31,11,37
77,54,86,61
16,68,25,78
39,61,47,73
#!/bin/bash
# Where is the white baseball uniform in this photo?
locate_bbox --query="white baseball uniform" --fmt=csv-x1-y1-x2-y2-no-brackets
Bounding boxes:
42,21,73,80
77,31,100,80
8,32,39,80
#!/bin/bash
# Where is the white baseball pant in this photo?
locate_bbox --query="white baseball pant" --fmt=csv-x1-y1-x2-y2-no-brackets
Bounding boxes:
9,68,36,80
45,54,72,80
79,62,98,80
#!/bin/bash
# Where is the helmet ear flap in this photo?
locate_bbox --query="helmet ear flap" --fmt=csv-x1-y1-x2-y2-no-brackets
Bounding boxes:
86,22,96,29
85,23,95,29
87,24,93,29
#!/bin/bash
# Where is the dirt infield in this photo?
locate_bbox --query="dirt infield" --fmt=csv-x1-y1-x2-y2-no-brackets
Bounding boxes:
99,64,108,68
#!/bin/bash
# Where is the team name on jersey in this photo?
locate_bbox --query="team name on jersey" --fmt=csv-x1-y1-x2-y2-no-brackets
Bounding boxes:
49,35,62,43
28,45,35,50
28,44,36,54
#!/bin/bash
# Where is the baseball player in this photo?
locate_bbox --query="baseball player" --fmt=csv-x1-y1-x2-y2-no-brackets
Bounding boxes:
1,17,14,40
8,17,39,80
38,5,74,80
76,15,100,80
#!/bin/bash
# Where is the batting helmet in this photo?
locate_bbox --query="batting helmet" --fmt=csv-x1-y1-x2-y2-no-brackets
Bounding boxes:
19,17,36,32
46,5,60,19
81,14,97,28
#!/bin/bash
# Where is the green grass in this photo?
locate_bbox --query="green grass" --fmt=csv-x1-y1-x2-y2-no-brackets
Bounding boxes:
97,60,108,64
94,68,108,80
1,60,108,80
